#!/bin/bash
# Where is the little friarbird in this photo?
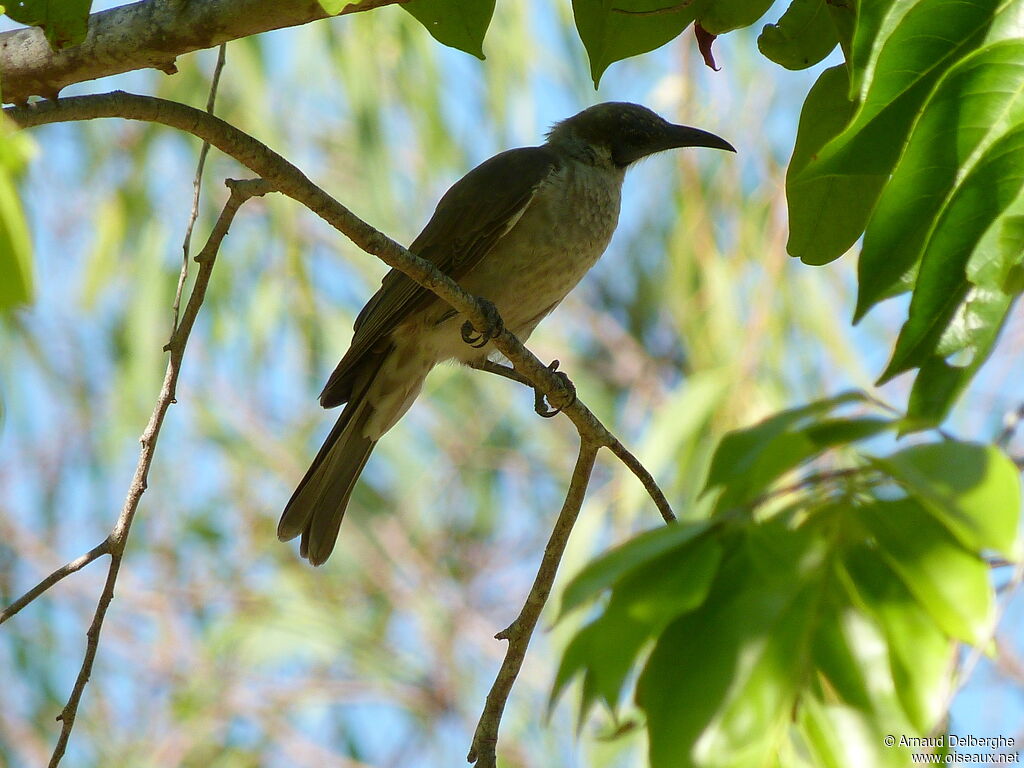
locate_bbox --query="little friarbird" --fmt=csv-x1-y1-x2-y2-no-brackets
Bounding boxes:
278,102,734,565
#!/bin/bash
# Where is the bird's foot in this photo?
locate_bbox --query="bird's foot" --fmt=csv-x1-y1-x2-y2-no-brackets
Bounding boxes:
534,360,576,418
461,298,504,349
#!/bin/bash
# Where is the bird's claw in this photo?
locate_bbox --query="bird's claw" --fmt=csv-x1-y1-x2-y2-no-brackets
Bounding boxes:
534,360,576,418
461,299,504,349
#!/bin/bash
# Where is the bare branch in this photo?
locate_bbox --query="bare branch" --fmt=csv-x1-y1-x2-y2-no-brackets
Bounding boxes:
606,437,676,523
997,401,1024,448
467,358,535,389
0,0,409,105
469,359,676,521
0,538,111,625
172,43,227,332
467,442,600,768
46,178,271,767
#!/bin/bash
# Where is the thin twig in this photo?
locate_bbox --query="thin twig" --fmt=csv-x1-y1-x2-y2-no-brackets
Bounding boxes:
467,442,600,768
606,437,676,523
46,179,271,768
172,43,227,332
0,538,111,625
997,401,1024,448
469,359,676,522
467,358,535,389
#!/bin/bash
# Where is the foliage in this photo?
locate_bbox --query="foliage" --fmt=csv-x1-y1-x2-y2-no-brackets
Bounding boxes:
555,395,1021,767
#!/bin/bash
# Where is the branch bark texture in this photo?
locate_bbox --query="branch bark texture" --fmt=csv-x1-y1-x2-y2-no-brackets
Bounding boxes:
0,0,406,105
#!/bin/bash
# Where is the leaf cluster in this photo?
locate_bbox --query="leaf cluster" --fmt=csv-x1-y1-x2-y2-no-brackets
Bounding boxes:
555,393,1021,767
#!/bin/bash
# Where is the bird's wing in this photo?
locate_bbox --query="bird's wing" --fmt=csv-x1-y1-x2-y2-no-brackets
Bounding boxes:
319,146,560,407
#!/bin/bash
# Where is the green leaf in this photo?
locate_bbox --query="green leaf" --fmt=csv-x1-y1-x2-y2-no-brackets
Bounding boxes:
557,519,715,618
3,0,91,49
790,0,1021,265
859,498,992,644
573,0,699,87
698,0,774,36
704,391,865,490
846,0,912,96
636,522,826,768
870,442,1022,559
553,536,722,714
903,176,1024,422
399,0,495,58
797,695,914,768
906,355,987,428
801,600,922,768
842,546,954,730
785,65,880,265
879,125,1024,381
703,391,893,509
905,295,1017,425
0,126,33,311
857,41,1024,322
757,0,838,71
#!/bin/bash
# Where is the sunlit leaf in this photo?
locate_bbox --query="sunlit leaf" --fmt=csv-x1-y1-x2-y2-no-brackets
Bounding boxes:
703,391,893,509
636,522,827,768
859,498,992,644
789,0,1021,265
842,546,954,730
558,519,715,617
698,0,774,36
0,165,32,311
870,442,1022,559
553,536,721,715
858,41,1024,327
0,125,33,311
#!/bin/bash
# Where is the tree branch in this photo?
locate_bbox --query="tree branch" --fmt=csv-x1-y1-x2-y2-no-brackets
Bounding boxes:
467,441,600,768
0,0,408,105
469,360,676,522
171,43,227,332
45,178,271,768
0,538,111,625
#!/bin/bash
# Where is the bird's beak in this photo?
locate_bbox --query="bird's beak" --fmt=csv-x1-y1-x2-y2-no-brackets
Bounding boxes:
664,124,736,153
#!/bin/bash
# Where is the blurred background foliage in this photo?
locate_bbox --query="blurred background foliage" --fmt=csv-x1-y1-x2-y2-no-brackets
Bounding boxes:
1,0,1023,766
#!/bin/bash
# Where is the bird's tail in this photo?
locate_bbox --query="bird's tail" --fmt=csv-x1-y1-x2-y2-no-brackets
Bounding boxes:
278,363,382,566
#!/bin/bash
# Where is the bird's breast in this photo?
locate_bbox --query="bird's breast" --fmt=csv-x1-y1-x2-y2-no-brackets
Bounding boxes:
457,160,624,336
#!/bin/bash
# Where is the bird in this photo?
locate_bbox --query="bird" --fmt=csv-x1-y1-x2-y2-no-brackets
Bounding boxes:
278,102,734,565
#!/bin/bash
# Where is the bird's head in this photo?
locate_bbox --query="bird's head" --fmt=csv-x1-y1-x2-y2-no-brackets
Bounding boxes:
546,102,735,168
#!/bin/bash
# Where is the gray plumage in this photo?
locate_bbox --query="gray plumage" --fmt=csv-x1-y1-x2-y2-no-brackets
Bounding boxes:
279,102,734,565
